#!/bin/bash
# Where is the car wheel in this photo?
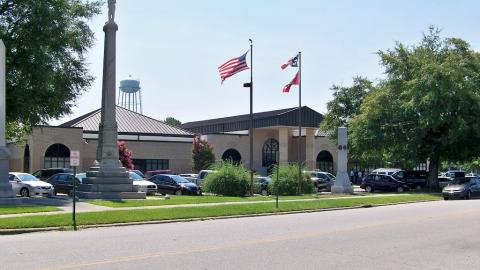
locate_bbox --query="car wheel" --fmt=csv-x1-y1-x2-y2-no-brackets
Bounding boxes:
415,185,422,191
364,185,373,193
175,190,183,196
397,186,405,193
20,188,30,197
261,189,268,196
465,191,472,200
443,197,449,200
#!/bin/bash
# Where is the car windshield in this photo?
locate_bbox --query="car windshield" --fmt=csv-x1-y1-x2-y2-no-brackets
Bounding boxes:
171,175,191,183
18,174,38,181
129,172,144,181
450,178,469,185
326,173,335,181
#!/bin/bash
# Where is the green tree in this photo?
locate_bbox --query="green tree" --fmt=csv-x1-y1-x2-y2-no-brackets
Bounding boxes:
349,27,480,187
164,117,182,128
320,77,375,140
192,135,215,172
0,0,102,139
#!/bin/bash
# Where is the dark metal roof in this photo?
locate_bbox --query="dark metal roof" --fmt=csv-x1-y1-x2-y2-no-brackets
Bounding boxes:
60,106,194,137
181,106,323,134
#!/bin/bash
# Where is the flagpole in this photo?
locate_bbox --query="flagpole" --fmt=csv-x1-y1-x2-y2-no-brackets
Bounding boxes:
298,51,302,194
249,39,254,196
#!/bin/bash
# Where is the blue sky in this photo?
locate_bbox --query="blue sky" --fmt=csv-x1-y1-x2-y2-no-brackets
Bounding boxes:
51,0,480,125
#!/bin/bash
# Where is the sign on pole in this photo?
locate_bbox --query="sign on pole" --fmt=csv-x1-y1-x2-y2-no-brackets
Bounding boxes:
70,150,80,167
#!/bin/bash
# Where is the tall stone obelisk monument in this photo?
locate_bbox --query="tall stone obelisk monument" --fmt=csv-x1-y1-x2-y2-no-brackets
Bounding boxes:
331,127,354,194
0,40,15,199
78,0,145,199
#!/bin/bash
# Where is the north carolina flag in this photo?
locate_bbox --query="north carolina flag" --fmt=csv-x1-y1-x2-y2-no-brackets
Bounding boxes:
282,71,299,93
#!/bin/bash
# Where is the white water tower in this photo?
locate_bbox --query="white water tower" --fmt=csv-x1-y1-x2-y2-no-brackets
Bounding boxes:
118,76,142,113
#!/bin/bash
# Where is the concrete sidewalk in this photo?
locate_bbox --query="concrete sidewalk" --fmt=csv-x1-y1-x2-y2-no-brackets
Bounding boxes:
0,192,406,219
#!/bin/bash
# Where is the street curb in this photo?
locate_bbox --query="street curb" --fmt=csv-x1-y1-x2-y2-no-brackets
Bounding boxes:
0,199,439,235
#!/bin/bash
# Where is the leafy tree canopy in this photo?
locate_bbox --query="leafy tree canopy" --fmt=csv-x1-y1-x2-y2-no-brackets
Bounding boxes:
349,27,480,186
164,117,182,128
0,0,102,139
320,76,375,139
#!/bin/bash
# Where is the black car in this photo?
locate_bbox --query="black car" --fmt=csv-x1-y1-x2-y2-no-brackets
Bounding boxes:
360,174,410,193
391,170,427,190
33,168,73,181
46,173,82,196
148,174,202,195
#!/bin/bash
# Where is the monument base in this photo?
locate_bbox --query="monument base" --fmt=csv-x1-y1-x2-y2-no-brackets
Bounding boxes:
331,185,354,194
0,146,14,198
77,163,146,199
76,191,146,199
0,198,22,206
331,171,354,194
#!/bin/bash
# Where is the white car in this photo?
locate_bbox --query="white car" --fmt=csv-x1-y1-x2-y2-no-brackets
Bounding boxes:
129,171,157,195
9,172,54,197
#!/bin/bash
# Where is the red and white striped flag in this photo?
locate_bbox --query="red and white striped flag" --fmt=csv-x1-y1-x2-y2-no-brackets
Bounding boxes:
282,71,299,93
218,51,249,84
281,54,299,69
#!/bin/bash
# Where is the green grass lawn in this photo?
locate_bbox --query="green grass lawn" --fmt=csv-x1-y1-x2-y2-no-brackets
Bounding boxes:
0,193,440,230
88,193,362,208
0,206,61,215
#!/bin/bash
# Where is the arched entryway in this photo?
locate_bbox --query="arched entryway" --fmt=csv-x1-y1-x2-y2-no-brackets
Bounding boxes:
222,148,242,164
44,144,70,168
316,150,333,173
262,138,279,169
23,144,30,173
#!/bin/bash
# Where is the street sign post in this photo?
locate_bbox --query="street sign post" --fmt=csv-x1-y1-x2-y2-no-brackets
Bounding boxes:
70,150,80,231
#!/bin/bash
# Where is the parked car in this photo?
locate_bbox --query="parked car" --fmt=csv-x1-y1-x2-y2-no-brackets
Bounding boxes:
360,174,410,193
129,169,145,178
371,168,402,176
129,171,157,195
179,173,198,183
391,170,427,190
442,176,480,200
144,169,176,179
46,173,82,196
437,176,453,189
196,170,214,186
32,168,73,181
254,176,272,195
443,170,465,179
75,173,87,183
148,174,202,195
309,171,335,191
9,172,54,197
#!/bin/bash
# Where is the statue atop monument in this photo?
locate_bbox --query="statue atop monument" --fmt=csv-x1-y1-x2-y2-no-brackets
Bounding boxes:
108,0,116,22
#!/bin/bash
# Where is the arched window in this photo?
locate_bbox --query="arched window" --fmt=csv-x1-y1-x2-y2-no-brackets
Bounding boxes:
262,138,279,169
222,148,242,164
316,150,333,173
44,144,70,169
23,144,30,173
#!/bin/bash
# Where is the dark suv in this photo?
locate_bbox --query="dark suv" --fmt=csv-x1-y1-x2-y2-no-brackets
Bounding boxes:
391,170,427,190
361,174,410,193
45,173,82,196
33,168,73,181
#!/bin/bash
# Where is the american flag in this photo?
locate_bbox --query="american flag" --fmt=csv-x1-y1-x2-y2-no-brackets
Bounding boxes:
218,51,249,84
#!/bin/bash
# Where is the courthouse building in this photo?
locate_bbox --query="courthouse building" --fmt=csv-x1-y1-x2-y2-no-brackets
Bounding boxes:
7,106,338,175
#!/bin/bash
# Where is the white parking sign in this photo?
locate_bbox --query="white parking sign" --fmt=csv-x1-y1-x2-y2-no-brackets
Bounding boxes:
70,150,80,167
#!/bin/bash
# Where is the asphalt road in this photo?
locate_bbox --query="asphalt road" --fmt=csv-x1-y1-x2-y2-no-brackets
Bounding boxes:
1,199,480,270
